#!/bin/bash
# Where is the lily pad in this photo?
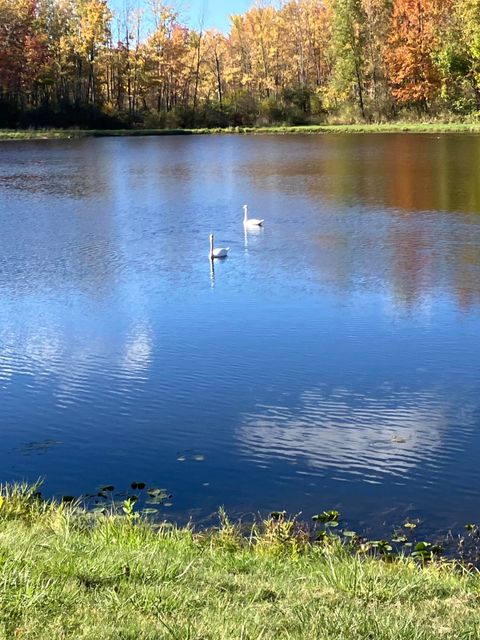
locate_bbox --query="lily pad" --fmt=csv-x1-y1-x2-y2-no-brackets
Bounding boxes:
371,540,393,552
414,542,431,551
312,510,340,524
147,488,168,499
392,534,408,543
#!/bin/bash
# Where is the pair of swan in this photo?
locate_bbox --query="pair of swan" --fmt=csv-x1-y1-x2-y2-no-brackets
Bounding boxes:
209,205,264,259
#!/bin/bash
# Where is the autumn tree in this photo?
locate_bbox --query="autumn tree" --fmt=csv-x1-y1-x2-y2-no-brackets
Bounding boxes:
277,0,332,119
0,0,50,114
329,0,368,119
362,0,393,117
453,0,480,108
384,0,450,111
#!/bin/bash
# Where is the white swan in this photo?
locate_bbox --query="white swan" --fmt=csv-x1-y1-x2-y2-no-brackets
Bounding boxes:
243,204,264,227
209,234,229,259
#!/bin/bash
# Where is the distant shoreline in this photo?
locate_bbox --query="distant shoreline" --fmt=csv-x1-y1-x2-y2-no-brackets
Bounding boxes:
2,122,480,140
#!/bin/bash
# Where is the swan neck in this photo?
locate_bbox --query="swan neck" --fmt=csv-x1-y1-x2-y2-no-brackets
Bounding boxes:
243,206,248,222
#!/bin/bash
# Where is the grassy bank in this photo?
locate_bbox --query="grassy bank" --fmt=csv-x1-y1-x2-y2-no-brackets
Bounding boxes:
2,122,480,140
1,486,480,639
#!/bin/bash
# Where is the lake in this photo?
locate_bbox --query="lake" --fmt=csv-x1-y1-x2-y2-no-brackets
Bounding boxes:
0,133,479,536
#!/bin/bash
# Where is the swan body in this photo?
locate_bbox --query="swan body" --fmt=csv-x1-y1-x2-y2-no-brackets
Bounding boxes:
209,234,229,259
243,204,264,227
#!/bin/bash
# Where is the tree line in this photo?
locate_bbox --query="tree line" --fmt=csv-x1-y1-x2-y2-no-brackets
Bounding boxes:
1,0,480,129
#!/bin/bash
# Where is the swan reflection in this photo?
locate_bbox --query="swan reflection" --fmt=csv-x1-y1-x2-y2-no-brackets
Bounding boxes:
209,257,215,287
243,224,264,253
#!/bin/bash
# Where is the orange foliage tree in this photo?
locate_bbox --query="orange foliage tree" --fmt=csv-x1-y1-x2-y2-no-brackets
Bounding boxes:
384,0,451,109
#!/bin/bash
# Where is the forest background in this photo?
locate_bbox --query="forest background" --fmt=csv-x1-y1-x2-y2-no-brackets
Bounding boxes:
1,0,480,129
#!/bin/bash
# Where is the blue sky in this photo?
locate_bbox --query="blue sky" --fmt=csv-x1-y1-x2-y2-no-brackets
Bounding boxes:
175,0,254,31
110,0,255,38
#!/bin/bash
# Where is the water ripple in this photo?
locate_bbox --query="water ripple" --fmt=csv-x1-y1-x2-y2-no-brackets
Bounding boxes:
237,387,475,482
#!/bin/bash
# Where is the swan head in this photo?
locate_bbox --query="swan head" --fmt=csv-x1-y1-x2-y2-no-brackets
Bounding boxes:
209,233,214,241
243,204,248,211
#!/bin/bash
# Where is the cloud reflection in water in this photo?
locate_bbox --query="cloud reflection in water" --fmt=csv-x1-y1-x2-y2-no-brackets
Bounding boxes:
237,386,474,484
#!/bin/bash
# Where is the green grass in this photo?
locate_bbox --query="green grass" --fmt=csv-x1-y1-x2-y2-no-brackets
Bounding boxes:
1,485,480,639
2,122,480,140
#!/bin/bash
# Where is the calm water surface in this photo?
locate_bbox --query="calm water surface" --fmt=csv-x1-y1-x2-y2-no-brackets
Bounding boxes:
1,134,479,534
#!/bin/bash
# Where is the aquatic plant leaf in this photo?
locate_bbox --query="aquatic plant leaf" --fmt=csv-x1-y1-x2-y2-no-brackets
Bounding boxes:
312,510,340,524
147,488,168,499
392,535,408,543
371,540,393,552
414,542,431,551
411,541,433,560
